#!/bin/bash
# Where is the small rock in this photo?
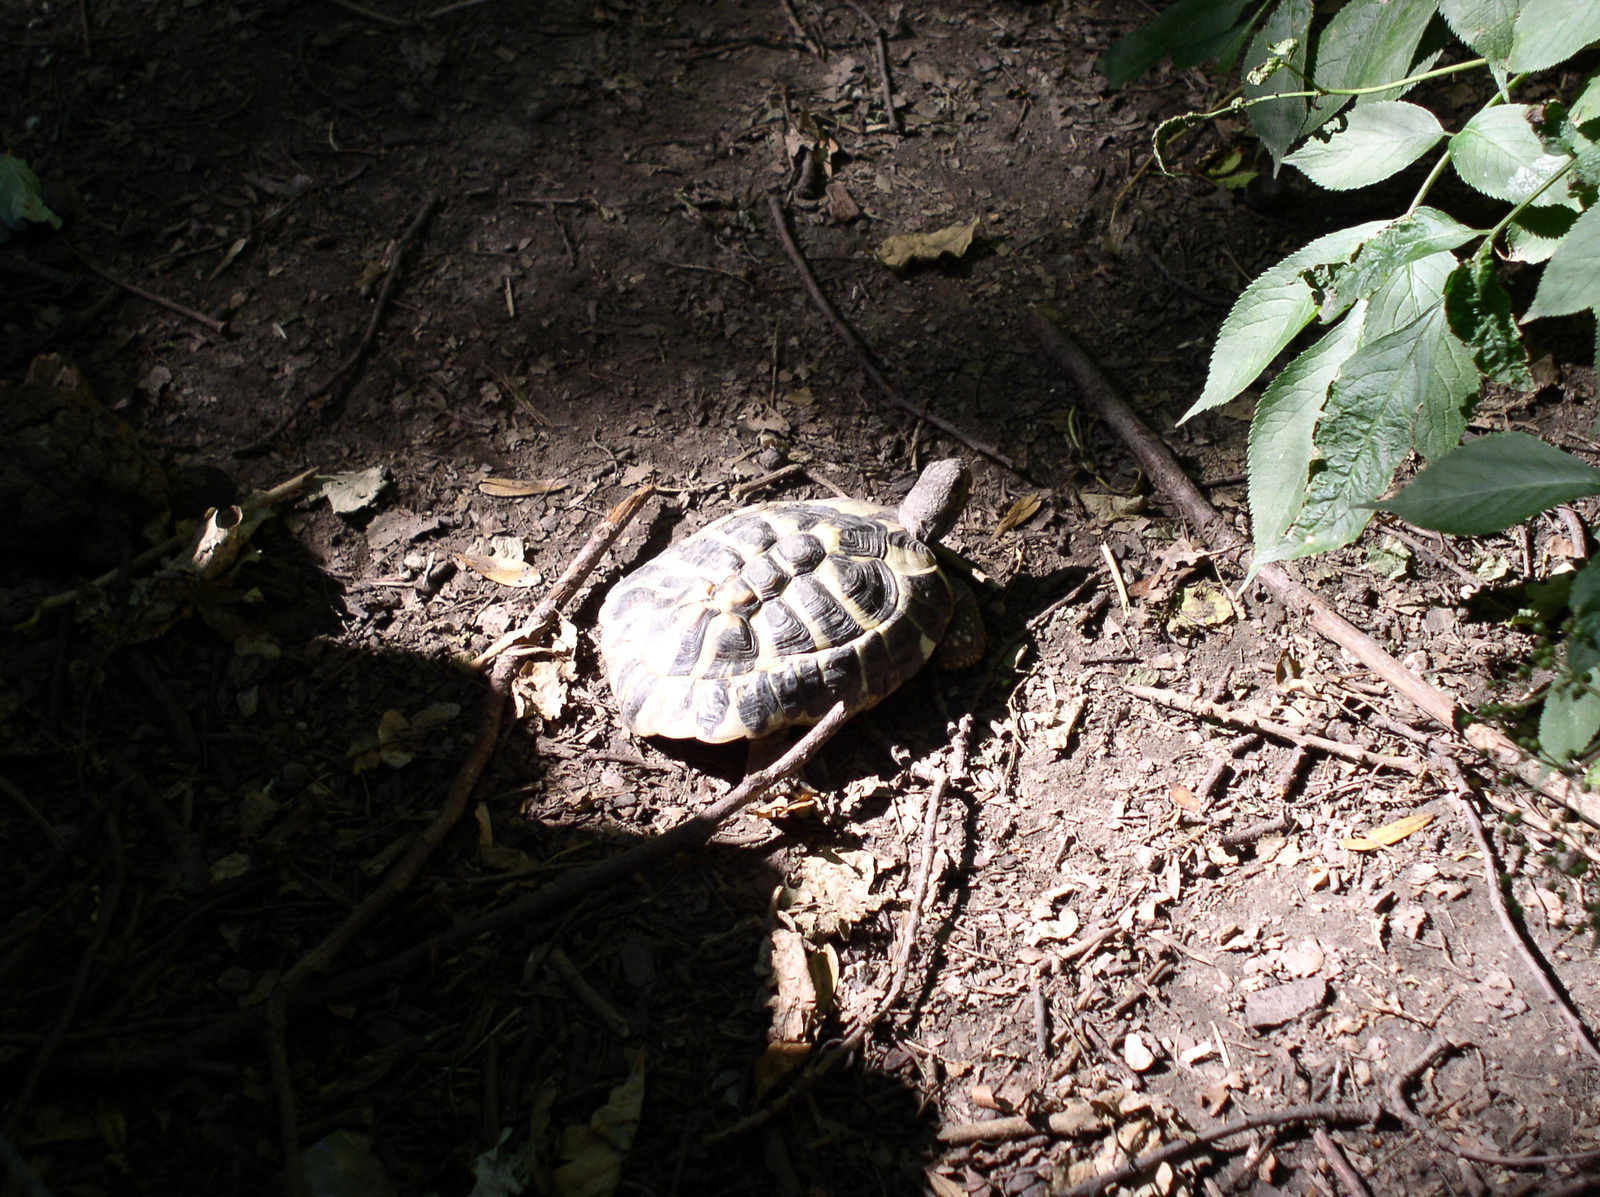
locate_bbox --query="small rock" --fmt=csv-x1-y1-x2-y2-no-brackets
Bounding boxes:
1244,977,1328,1028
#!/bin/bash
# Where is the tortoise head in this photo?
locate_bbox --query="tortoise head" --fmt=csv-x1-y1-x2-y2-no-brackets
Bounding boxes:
898,458,970,544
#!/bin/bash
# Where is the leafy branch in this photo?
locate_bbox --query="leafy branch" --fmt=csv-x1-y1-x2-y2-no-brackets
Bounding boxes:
1104,0,1600,762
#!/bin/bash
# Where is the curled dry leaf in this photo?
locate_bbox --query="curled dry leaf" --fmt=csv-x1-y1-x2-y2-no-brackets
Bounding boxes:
780,846,888,939
993,492,1045,538
1079,491,1146,523
552,1050,646,1197
511,616,579,721
311,465,391,515
479,476,567,497
456,551,544,588
348,702,461,773
1173,581,1235,630
1341,811,1433,852
875,217,979,271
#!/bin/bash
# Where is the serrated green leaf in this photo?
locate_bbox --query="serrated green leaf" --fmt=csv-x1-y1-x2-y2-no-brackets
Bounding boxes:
1540,668,1600,763
1451,105,1574,204
1099,0,1249,87
1525,202,1600,321
0,154,62,235
1443,256,1534,387
1248,306,1368,565
1406,304,1480,460
1565,558,1600,678
1509,0,1600,73
1285,308,1444,554
1320,208,1478,320
1573,70,1600,127
1186,219,1392,419
1244,0,1313,164
1283,101,1445,190
1438,0,1517,65
1366,248,1460,332
1376,431,1600,533
1505,205,1579,264
1299,0,1440,140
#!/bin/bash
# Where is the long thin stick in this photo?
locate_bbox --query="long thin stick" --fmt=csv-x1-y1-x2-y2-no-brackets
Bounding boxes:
1024,307,1600,830
768,197,1017,473
1437,756,1600,1069
238,194,441,455
474,482,655,667
1126,685,1424,774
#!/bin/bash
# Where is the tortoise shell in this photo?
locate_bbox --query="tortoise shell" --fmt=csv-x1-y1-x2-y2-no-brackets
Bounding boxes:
598,495,959,743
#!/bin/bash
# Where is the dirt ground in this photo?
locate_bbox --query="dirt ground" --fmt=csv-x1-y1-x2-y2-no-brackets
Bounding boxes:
3,1,1600,1194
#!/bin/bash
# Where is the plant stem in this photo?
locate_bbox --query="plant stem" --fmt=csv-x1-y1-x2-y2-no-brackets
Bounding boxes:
1480,157,1577,257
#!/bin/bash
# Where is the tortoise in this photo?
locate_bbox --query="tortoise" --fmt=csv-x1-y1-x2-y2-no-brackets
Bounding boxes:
597,459,984,745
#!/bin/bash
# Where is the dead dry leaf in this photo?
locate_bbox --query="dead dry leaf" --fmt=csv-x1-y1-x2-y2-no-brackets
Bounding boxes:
312,466,390,515
781,846,887,939
1079,491,1146,523
875,217,979,271
456,551,544,588
1173,581,1235,629
479,476,567,497
993,492,1044,538
1341,811,1433,852
551,1050,645,1197
511,616,579,721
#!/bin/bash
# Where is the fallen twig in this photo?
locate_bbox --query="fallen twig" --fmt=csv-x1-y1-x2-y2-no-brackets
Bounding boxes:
1125,685,1424,774
1314,1128,1376,1197
237,193,440,455
842,0,901,134
2,818,125,1138
1383,1035,1600,1168
474,482,656,668
1436,756,1600,1069
768,197,1017,473
1025,308,1600,830
265,480,648,1197
49,703,852,1078
75,256,227,333
1057,1100,1383,1197
706,714,975,1142
777,0,824,56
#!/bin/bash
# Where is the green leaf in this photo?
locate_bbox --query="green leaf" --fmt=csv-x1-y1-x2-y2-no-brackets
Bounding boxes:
1451,105,1574,204
1243,0,1313,164
1438,0,1517,65
1376,431,1600,534
1524,202,1600,321
1299,0,1440,139
1283,101,1445,190
1443,256,1533,387
1505,205,1579,264
1405,304,1480,460
1285,308,1444,555
1540,667,1600,763
0,154,61,236
1509,0,1600,73
1565,558,1600,678
1366,248,1461,332
1248,307,1369,567
1099,0,1249,87
1573,70,1600,127
1186,219,1391,419
1319,207,1478,319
